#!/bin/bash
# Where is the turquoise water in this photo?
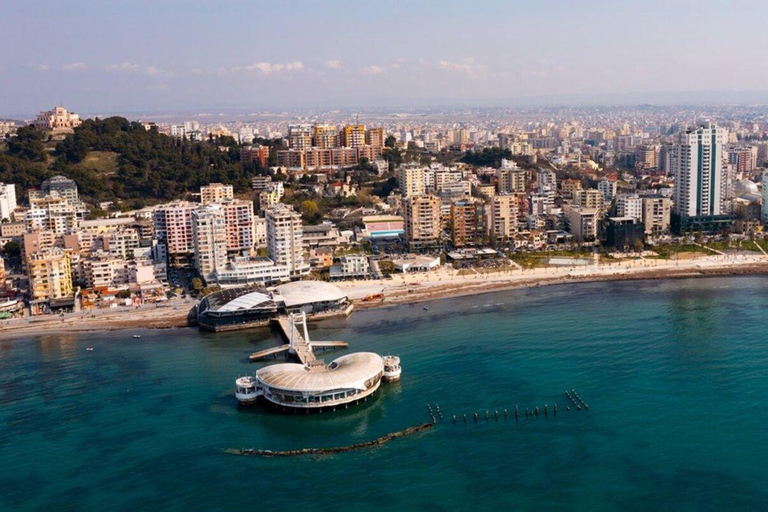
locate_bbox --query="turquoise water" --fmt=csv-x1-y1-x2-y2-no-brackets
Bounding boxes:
2,277,768,511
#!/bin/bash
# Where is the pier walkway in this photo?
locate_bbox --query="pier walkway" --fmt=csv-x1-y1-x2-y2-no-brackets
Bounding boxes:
249,313,349,363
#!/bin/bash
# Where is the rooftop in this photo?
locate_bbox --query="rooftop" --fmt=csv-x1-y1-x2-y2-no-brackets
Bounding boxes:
256,352,383,392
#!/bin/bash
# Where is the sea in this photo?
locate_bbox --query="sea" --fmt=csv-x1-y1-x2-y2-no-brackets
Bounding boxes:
2,276,768,511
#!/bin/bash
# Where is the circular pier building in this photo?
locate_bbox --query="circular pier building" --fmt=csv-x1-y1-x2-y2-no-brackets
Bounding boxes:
253,352,384,409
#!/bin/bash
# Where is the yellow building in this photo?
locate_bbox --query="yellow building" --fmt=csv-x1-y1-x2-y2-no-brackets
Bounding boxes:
27,249,74,301
200,183,234,205
341,125,366,148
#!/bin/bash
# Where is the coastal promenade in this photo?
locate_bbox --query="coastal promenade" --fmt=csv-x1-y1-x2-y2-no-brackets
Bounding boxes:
2,252,768,340
337,252,768,307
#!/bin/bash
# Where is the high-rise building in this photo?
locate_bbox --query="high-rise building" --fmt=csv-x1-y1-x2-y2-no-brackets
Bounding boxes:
222,199,256,255
488,194,519,241
312,125,339,149
564,205,598,242
403,195,441,248
0,183,17,221
398,165,427,197
341,125,366,148
200,183,234,205
450,200,479,248
265,204,308,277
536,170,556,193
365,127,385,148
153,202,196,257
560,178,582,199
616,194,643,220
287,124,313,150
672,122,727,230
497,167,527,194
642,196,673,235
598,179,618,202
241,145,271,168
192,205,228,281
27,248,73,301
41,175,79,204
634,145,659,170
573,189,606,216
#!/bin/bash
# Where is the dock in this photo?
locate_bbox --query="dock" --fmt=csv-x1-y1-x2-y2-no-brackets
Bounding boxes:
248,313,349,363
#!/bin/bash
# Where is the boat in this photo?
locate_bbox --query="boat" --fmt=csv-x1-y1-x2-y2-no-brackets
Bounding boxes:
382,355,402,382
86,347,94,352
132,334,142,339
423,306,429,311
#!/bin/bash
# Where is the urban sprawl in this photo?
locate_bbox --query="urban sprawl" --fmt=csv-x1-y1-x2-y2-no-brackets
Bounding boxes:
1,104,767,321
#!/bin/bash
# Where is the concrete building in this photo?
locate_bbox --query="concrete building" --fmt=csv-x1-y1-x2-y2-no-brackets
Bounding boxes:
312,125,339,149
40,175,79,204
192,205,228,281
25,194,82,235
573,189,606,216
214,256,290,286
488,194,519,241
616,194,643,220
153,201,197,259
565,205,598,242
223,199,256,255
398,164,427,197
560,178,582,199
27,248,73,301
497,167,527,194
265,204,309,277
288,124,313,150
598,179,618,202
642,196,672,235
672,122,728,231
33,106,82,132
341,125,366,148
241,145,270,168
200,183,234,205
330,254,371,280
450,200,479,248
635,145,659,170
0,183,17,221
403,195,441,248
365,127,386,148
258,182,284,211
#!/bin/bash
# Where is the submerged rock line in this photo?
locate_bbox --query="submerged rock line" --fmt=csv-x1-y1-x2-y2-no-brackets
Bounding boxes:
224,422,435,457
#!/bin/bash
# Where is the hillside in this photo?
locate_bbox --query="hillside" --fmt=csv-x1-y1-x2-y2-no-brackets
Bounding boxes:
0,118,258,208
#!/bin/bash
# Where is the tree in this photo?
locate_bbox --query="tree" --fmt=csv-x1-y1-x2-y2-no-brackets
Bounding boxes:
300,200,322,224
191,277,204,292
6,126,46,162
385,135,397,148
2,241,20,259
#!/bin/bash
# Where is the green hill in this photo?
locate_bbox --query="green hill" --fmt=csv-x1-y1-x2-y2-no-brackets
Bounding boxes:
1,118,258,208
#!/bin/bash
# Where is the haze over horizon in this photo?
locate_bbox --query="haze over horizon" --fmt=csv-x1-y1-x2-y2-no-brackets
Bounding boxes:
4,0,768,117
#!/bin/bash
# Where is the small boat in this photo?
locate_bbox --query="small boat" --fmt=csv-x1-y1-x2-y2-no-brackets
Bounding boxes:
423,306,429,311
132,334,142,339
86,347,94,352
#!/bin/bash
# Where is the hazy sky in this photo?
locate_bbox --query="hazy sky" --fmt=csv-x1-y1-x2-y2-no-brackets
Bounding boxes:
3,0,768,116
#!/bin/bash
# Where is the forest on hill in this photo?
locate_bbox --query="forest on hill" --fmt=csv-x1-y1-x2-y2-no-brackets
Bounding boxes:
0,118,262,207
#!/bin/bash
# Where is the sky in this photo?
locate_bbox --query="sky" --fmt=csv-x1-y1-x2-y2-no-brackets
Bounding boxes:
3,0,768,116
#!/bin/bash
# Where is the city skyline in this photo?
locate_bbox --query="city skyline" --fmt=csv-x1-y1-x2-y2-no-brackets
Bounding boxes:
5,0,768,116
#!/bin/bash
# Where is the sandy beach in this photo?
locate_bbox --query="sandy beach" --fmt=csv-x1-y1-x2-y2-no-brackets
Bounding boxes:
2,253,768,340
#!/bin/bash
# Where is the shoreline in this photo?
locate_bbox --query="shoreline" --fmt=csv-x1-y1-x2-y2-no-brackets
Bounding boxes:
2,256,768,341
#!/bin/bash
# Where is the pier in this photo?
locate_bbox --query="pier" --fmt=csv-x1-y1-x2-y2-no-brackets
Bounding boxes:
428,389,591,427
248,312,349,363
